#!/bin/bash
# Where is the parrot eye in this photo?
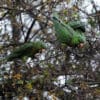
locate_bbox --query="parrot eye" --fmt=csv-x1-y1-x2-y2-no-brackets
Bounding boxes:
53,16,57,20
53,16,61,23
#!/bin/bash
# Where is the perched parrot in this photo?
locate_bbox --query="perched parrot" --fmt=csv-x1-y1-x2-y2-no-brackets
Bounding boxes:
52,13,86,48
5,41,46,61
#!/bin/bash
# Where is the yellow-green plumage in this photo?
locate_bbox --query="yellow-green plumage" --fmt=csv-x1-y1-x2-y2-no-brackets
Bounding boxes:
6,41,46,61
52,14,86,47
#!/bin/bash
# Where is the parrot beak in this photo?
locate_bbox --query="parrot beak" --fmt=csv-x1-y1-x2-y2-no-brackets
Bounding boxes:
41,48,46,52
78,43,84,48
39,48,46,53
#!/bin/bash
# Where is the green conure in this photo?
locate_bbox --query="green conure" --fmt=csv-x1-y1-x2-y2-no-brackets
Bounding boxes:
6,41,46,61
52,14,86,47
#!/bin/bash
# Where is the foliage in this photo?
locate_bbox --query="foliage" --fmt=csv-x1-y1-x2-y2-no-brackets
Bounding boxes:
0,0,100,99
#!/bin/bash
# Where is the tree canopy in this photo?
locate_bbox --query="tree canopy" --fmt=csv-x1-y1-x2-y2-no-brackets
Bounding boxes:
0,0,100,99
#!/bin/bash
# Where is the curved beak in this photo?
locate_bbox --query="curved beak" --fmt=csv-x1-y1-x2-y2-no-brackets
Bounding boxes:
39,48,46,53
78,43,85,48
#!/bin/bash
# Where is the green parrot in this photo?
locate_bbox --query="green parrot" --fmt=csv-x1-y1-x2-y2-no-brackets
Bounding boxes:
52,14,86,48
5,41,46,61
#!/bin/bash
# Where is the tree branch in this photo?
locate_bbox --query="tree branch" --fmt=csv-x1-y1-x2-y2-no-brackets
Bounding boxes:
24,19,36,42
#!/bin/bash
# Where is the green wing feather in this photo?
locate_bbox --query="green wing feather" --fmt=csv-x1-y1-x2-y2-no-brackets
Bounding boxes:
52,16,75,44
6,41,46,61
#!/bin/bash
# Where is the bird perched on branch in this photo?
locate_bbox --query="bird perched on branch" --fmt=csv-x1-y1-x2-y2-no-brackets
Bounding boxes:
5,41,46,61
52,13,86,48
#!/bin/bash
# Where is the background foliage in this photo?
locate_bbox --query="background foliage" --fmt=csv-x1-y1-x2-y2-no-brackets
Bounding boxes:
0,0,100,100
